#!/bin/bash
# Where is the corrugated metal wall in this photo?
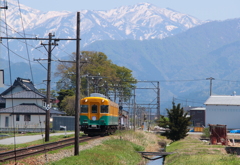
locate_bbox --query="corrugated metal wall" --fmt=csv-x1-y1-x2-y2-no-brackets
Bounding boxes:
52,116,75,131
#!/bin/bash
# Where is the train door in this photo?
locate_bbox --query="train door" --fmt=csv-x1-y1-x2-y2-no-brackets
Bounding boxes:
90,102,100,122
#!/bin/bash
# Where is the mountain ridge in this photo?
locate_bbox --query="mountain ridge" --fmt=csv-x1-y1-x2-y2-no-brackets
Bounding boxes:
1,0,204,63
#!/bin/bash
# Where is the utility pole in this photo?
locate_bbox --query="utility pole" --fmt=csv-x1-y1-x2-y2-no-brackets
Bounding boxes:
1,25,80,143
133,88,136,131
206,77,215,96
157,81,160,120
74,11,80,156
42,33,57,142
0,2,8,87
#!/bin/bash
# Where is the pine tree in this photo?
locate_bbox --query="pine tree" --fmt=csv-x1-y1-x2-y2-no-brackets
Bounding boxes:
159,102,191,141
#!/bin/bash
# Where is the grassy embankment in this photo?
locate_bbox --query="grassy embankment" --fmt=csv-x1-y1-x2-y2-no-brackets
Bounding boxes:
51,130,166,165
164,134,240,165
2,130,166,165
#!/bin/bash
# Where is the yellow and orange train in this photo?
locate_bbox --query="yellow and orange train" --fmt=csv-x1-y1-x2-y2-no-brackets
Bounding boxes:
80,93,119,136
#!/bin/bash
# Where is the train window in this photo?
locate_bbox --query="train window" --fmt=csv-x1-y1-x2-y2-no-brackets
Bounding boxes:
81,105,88,113
101,105,109,113
92,105,97,113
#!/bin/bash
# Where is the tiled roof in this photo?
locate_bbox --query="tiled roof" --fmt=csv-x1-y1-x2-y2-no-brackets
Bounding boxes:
204,95,240,105
0,103,46,114
3,91,45,99
0,103,66,115
1,77,46,98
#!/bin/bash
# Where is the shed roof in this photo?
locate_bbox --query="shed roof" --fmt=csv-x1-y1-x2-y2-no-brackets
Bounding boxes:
190,107,206,111
204,95,240,105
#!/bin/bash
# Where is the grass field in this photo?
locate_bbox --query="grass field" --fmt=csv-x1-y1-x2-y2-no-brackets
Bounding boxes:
165,134,240,165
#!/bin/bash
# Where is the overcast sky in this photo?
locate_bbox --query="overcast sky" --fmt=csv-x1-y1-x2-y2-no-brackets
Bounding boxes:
18,0,240,21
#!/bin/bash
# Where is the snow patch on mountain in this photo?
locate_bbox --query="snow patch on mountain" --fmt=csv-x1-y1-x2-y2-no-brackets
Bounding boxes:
1,0,206,62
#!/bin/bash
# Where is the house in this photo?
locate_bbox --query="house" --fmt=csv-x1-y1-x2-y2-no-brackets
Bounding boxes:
204,94,240,129
189,107,206,127
0,77,65,132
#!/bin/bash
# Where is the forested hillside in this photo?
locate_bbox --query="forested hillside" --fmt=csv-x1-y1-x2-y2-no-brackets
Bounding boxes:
84,18,240,110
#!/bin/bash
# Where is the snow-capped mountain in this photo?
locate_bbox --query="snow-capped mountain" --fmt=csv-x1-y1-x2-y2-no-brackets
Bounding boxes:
1,0,204,62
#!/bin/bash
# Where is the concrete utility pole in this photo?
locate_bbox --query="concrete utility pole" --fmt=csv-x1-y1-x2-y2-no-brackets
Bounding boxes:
206,77,215,96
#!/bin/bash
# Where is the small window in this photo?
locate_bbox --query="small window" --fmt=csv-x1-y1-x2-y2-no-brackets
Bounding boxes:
24,114,31,121
92,105,97,113
81,105,88,113
16,114,20,121
101,105,109,113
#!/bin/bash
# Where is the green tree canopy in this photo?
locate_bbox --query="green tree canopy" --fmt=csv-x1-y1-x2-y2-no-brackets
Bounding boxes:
159,102,191,141
57,89,74,110
54,51,136,101
60,95,75,116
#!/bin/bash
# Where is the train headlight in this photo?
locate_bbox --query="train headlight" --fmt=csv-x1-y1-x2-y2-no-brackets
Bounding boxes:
92,116,96,121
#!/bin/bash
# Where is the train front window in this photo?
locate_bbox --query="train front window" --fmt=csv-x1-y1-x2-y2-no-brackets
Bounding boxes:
101,105,109,113
81,105,88,113
92,105,97,113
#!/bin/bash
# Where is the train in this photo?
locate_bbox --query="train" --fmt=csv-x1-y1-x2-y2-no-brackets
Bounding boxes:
80,93,119,136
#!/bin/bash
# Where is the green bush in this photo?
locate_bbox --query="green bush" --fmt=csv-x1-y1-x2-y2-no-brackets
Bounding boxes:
202,127,210,138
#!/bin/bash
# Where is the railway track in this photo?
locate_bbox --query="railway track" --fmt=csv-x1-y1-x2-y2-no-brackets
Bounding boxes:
0,135,102,163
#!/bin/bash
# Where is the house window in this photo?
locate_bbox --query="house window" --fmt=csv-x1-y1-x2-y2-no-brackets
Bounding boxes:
16,114,20,121
24,114,31,121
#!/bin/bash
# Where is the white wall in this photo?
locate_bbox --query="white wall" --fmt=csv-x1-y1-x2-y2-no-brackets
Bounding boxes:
0,114,46,129
206,105,240,129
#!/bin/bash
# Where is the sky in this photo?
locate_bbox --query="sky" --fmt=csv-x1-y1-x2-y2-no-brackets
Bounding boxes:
18,0,240,21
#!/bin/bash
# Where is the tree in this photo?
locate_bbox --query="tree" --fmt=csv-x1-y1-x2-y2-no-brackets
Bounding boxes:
54,51,137,100
60,95,75,116
57,89,74,110
159,102,191,141
38,88,58,97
